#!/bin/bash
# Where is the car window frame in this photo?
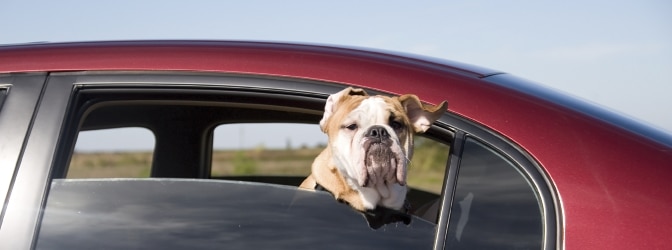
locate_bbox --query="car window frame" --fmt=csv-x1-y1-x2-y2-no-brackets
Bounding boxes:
0,73,67,249
0,87,7,108
0,74,48,244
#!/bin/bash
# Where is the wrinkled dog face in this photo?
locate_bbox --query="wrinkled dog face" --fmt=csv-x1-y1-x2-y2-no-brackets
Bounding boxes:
327,96,412,188
319,88,447,209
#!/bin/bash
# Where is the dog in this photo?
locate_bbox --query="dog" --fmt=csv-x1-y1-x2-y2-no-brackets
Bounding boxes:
300,87,447,226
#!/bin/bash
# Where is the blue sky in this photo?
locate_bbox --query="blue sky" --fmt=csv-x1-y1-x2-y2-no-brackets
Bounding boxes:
3,1,671,150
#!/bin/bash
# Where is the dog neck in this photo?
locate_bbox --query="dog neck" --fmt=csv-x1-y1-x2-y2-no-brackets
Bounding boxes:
313,182,412,229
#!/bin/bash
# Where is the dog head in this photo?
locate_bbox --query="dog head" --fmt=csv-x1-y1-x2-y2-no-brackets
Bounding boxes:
319,87,447,190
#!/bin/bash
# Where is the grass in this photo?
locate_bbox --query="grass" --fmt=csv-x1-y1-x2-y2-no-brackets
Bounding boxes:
68,137,449,194
68,152,153,178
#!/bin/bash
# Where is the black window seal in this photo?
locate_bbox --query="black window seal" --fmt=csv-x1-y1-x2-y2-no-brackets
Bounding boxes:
433,129,466,249
0,88,8,109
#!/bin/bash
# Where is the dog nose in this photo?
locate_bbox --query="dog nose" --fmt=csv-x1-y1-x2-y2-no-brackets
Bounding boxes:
366,125,389,139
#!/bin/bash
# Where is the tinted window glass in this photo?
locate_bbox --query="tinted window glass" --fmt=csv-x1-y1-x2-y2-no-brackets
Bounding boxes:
37,179,436,249
446,137,542,249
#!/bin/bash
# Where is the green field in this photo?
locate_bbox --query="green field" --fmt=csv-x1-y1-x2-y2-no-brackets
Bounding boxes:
68,138,449,194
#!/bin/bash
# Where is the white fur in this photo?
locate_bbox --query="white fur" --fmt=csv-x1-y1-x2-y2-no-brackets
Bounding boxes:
331,97,409,210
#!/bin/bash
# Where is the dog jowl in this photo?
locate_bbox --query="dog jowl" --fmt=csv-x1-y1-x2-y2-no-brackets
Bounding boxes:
300,87,447,227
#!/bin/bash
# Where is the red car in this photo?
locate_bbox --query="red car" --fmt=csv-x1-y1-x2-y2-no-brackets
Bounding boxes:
0,41,670,249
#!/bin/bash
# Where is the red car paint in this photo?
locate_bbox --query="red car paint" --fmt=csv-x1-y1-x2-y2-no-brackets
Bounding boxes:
1,41,670,249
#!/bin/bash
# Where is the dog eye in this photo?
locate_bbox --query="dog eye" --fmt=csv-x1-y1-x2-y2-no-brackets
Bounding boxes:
344,124,358,131
389,121,403,130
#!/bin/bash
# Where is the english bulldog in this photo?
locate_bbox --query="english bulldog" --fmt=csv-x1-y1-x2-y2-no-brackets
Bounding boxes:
299,87,447,226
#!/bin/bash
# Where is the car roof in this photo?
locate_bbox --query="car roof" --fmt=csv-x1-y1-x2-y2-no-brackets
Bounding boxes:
2,40,669,147
0,40,500,77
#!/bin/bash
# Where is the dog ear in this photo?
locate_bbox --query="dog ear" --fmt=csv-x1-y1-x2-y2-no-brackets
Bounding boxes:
398,94,447,133
320,87,368,132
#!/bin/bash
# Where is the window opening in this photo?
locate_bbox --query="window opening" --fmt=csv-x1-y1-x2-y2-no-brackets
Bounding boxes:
67,127,155,178
211,123,326,177
406,136,450,194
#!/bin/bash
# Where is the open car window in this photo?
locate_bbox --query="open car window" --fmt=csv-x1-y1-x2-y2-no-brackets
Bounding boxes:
68,127,155,178
38,76,458,249
211,123,449,197
210,123,325,178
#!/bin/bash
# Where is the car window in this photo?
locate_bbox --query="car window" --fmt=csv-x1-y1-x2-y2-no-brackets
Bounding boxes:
407,136,450,194
67,127,155,178
36,81,453,249
211,123,326,178
211,123,451,223
445,137,542,249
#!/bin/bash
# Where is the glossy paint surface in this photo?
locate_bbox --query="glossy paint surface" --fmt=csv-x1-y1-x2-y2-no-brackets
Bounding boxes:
2,41,671,248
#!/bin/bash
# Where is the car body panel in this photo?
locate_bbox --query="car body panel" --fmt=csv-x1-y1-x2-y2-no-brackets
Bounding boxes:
0,41,670,249
0,41,499,78
483,74,672,249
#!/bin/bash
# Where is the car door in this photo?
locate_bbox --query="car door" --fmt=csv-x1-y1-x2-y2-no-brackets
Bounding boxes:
1,72,559,249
